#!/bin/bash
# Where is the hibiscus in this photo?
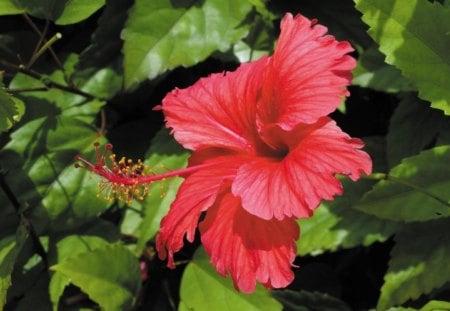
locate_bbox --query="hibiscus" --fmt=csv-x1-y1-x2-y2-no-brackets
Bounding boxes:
156,13,371,292
76,13,371,293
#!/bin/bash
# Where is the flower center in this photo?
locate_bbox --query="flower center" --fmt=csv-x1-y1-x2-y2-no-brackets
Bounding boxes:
274,145,289,159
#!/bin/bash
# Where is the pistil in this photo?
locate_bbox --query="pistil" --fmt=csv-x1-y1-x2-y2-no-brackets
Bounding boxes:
74,143,214,202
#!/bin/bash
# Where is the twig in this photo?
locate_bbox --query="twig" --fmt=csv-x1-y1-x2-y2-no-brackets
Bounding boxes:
23,14,72,85
1,60,96,100
27,32,62,68
7,87,49,93
27,18,50,68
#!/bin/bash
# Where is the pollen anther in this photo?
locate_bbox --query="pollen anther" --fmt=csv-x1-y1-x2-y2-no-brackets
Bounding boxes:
75,142,157,203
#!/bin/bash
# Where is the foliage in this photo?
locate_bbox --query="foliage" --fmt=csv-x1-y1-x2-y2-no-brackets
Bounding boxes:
0,0,449,310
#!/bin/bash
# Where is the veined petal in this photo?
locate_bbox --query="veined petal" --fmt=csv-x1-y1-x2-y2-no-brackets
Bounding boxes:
161,57,267,152
199,189,299,293
156,154,246,267
258,13,356,131
232,118,372,220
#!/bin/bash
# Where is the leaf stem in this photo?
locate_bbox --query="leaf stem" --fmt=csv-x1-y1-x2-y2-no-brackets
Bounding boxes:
27,32,62,68
368,172,450,208
23,15,71,85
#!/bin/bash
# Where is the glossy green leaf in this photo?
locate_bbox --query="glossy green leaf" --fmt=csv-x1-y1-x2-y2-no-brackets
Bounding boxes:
54,0,105,25
180,247,282,311
352,45,415,93
272,290,351,311
120,128,189,254
9,54,120,119
0,88,24,132
354,145,450,221
420,300,450,311
297,178,399,256
49,235,111,310
0,116,111,232
0,224,28,309
0,1,24,15
51,244,141,310
355,0,450,114
78,0,133,70
12,0,105,24
387,94,450,167
377,218,450,310
122,0,252,88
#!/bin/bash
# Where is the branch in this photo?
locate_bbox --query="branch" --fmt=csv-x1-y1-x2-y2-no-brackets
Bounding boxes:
0,60,97,100
23,14,68,82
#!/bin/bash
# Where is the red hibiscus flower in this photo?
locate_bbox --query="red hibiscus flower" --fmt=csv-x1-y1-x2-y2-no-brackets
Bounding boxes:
76,13,371,293
156,13,371,292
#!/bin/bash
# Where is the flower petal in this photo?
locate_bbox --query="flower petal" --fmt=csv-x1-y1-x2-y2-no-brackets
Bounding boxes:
161,57,267,152
232,118,372,220
156,153,246,267
199,188,299,293
258,13,356,131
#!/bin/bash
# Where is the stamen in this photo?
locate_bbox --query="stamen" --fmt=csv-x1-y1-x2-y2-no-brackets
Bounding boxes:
75,143,218,203
75,143,156,203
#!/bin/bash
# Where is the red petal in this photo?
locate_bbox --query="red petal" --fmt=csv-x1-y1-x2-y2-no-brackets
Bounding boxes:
232,118,372,220
156,154,246,267
199,189,299,293
162,57,267,152
258,13,356,131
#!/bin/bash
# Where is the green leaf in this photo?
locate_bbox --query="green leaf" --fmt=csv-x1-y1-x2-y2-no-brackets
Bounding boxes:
354,145,450,222
0,116,111,232
48,235,111,310
120,128,189,254
9,54,120,119
12,0,105,24
47,273,70,311
0,224,28,309
387,94,450,167
272,290,351,311
180,247,282,311
377,218,450,310
355,0,450,114
297,178,399,256
0,0,24,15
51,244,141,311
0,88,25,132
420,300,450,311
352,45,415,93
78,0,133,70
53,0,105,25
122,0,253,89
